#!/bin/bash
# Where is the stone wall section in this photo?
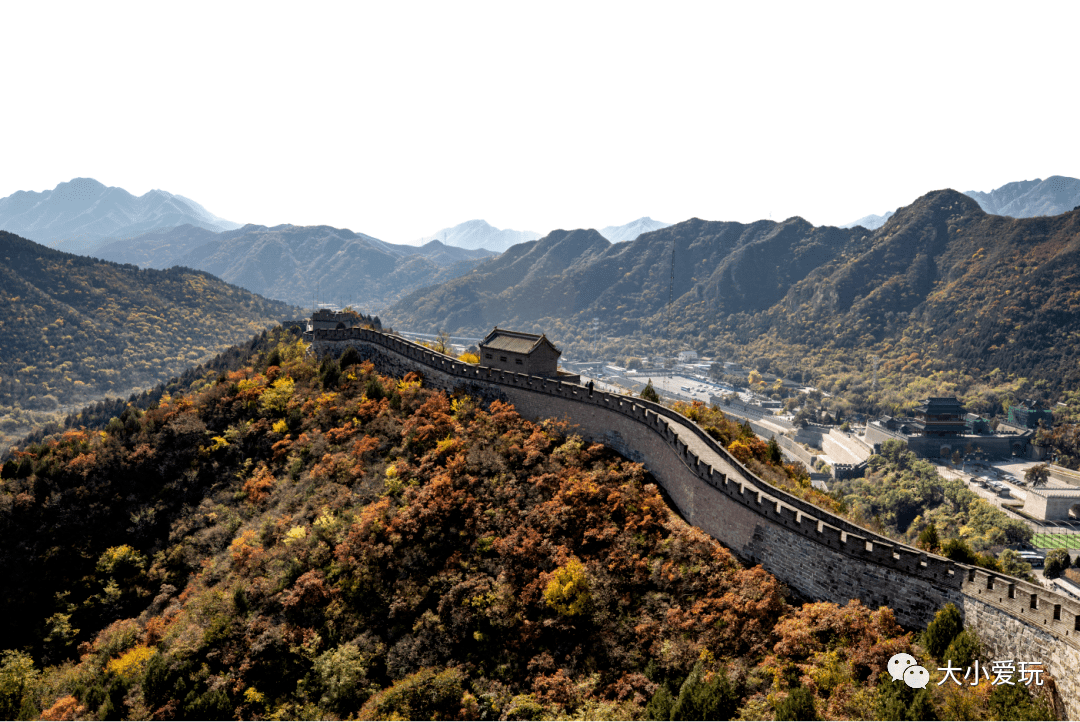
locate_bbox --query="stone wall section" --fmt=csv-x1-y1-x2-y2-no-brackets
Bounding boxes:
776,434,818,468
314,328,1080,717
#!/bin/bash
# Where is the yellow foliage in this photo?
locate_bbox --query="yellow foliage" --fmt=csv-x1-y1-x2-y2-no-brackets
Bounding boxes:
315,391,338,412
244,687,265,706
284,525,308,546
271,419,289,434
209,435,230,451
451,397,476,419
260,376,295,414
282,339,309,362
435,435,457,456
543,558,592,616
106,644,153,678
458,352,480,364
96,544,146,575
314,509,338,534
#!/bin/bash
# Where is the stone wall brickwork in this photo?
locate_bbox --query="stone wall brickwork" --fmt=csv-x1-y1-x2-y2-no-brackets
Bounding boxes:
313,328,1080,717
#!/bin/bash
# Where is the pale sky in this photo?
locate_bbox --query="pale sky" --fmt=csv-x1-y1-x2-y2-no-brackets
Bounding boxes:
3,1,1078,244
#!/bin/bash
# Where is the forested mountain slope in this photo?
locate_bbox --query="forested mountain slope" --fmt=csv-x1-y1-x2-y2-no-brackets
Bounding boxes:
93,224,495,310
389,220,862,337
388,190,1080,413
0,231,296,449
0,329,1038,720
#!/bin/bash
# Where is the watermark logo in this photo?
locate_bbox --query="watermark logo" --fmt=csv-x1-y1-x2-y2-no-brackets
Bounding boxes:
888,653,918,682
904,665,930,689
888,653,1044,688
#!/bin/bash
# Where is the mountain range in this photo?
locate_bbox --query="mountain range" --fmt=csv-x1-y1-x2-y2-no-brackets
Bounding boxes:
598,216,672,242
844,175,1080,230
92,223,495,311
0,230,296,448
414,220,542,253
965,175,1080,217
386,189,1080,410
416,217,673,253
0,178,241,252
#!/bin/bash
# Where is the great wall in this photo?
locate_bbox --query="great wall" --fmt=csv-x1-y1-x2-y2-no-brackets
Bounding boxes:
314,326,1080,717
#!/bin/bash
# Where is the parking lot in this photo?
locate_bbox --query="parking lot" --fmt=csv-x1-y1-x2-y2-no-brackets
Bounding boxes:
939,465,1080,553
643,375,734,404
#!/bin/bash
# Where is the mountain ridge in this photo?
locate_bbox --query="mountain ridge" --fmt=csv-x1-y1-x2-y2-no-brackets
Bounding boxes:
414,219,541,253
598,216,672,242
88,223,496,310
844,175,1080,229
965,175,1080,218
386,189,1080,411
0,178,242,252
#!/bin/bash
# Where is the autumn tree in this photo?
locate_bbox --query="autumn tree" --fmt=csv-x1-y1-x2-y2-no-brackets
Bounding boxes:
1025,463,1050,487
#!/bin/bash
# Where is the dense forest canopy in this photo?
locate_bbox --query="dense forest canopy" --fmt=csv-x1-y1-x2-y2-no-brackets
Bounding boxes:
0,329,1053,720
387,191,1080,417
0,231,298,450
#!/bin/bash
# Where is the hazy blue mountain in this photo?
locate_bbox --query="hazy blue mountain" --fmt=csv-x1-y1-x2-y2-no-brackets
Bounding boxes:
841,211,894,230
94,223,494,310
416,219,541,253
965,176,1080,217
598,216,672,242
0,178,242,252
844,176,1080,229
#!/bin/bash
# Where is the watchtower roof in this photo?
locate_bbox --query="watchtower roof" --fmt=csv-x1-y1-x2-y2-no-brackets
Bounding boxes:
479,327,561,357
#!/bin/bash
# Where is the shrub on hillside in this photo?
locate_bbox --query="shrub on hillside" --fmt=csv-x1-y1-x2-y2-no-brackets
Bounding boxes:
923,603,963,659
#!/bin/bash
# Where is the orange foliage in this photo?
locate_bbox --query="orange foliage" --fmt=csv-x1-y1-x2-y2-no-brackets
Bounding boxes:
728,437,768,465
352,434,380,458
271,435,292,461
143,615,170,646
242,466,275,503
772,600,913,682
40,695,86,721
325,422,356,444
230,529,262,570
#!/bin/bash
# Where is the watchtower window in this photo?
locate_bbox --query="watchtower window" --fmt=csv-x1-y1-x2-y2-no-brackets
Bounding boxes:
1008,585,1015,599
1030,593,1037,610
1054,604,1061,621
1074,615,1080,632
485,353,492,359
500,356,507,362
987,576,994,590
515,359,523,365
